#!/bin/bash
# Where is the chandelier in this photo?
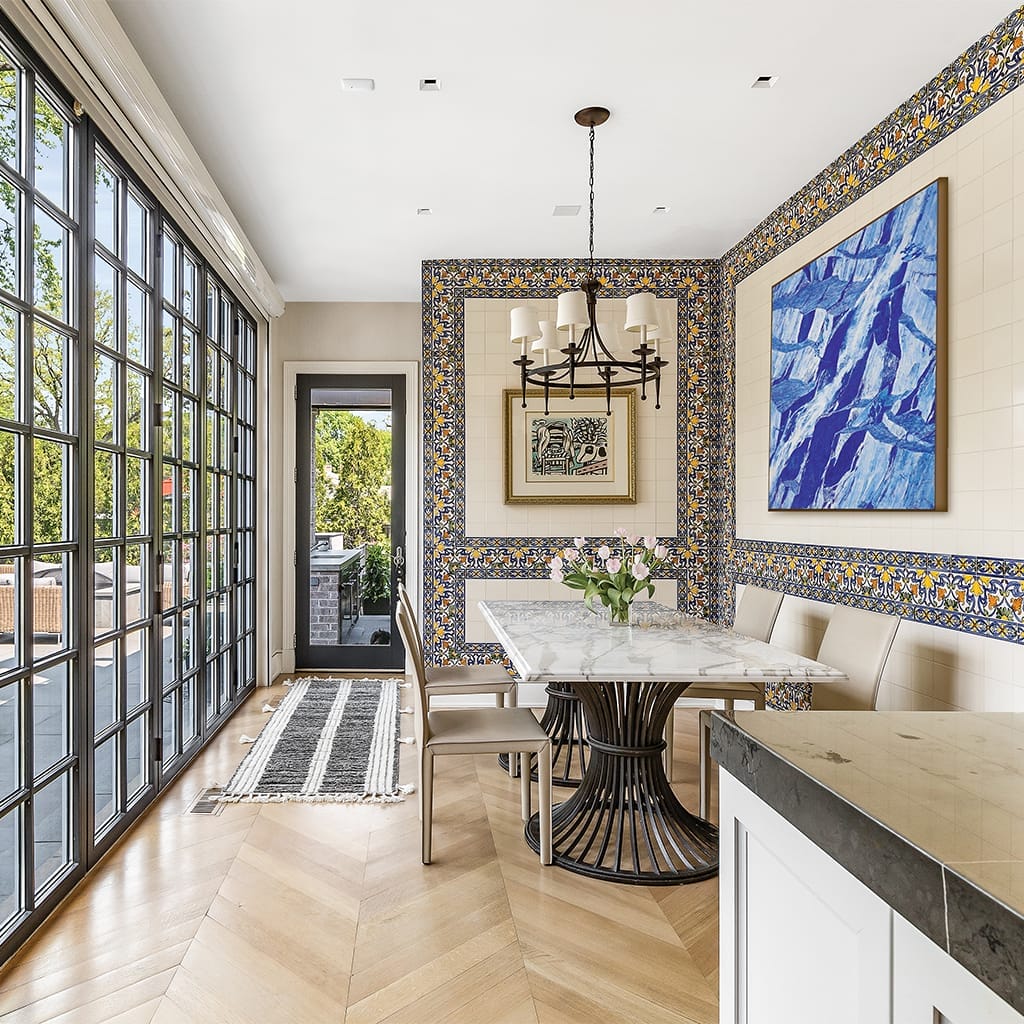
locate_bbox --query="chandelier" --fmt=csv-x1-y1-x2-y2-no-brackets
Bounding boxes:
510,106,668,416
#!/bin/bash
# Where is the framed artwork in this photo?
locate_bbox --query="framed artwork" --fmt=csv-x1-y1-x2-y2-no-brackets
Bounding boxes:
503,388,636,504
769,178,947,510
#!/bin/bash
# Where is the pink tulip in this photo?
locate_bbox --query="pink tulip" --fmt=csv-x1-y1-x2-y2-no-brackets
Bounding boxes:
625,532,640,546
550,568,565,583
606,557,622,574
550,555,564,571
654,544,668,560
573,536,586,548
614,527,628,537
643,535,657,550
633,561,650,581
564,547,580,562
597,544,611,560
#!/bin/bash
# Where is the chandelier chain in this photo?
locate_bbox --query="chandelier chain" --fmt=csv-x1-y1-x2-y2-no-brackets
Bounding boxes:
588,124,595,276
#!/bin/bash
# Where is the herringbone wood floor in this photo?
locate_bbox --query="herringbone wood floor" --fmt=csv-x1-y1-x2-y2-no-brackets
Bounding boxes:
0,682,720,1023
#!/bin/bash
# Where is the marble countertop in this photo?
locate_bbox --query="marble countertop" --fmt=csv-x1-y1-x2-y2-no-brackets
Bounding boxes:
479,600,847,683
712,710,1024,1014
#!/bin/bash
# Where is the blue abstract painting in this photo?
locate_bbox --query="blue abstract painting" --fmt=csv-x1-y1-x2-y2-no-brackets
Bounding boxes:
769,180,944,510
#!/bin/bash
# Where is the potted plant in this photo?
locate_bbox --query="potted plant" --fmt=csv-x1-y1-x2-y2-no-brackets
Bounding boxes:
361,542,392,616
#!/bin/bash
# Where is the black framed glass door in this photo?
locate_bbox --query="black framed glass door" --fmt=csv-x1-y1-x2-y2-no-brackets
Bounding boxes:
295,374,405,671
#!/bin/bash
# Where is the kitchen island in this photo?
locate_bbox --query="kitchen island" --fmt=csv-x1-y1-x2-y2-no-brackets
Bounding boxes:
712,709,1024,1023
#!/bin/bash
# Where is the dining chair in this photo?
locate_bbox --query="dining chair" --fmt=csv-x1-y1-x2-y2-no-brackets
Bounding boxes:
398,583,521,778
396,604,552,866
697,602,900,817
398,583,517,709
665,585,784,782
809,604,901,710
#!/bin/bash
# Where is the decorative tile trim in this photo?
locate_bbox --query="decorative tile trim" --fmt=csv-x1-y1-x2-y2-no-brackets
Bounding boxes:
734,537,1024,643
421,258,718,664
721,9,1024,646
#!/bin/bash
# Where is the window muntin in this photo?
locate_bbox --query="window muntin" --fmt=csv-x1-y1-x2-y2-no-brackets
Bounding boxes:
0,17,260,961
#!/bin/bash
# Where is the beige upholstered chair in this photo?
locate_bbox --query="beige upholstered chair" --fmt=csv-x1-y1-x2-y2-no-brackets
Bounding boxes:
698,602,900,817
398,583,517,709
396,604,552,866
665,586,784,782
809,605,901,711
398,583,520,776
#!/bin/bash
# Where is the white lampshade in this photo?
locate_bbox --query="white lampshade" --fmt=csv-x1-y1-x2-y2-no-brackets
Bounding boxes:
510,305,542,345
556,290,589,331
624,292,659,333
531,321,561,365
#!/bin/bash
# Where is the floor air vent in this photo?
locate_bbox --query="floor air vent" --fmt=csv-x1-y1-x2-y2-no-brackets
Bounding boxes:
188,787,225,815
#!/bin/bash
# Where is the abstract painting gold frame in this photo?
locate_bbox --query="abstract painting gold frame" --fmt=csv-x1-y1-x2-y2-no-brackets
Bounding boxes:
503,388,636,504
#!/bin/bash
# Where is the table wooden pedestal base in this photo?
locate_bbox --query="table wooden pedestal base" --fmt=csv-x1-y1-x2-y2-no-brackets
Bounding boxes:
524,680,718,884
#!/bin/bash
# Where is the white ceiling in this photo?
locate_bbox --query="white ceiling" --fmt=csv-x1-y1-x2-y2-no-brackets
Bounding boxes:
107,0,1014,302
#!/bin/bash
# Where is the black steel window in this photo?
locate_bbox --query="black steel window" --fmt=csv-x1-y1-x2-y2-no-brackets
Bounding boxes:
0,38,81,944
0,14,260,962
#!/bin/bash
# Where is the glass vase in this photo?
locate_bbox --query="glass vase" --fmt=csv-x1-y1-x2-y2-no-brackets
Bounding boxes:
609,601,632,626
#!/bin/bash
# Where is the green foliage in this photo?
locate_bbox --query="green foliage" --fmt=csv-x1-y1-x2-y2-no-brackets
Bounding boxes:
0,70,86,553
313,410,391,547
361,542,391,605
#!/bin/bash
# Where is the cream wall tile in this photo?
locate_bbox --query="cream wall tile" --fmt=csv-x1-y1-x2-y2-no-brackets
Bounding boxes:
464,297,678,540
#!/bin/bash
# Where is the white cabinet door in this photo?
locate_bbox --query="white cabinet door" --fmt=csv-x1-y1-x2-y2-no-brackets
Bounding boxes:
719,770,892,1024
893,912,1023,1023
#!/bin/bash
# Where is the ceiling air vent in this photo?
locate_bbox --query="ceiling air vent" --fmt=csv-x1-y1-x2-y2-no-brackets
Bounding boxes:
552,205,581,217
751,76,778,89
341,78,375,92
419,79,442,91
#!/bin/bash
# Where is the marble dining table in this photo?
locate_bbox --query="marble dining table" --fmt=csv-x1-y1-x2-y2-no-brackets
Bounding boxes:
479,599,847,885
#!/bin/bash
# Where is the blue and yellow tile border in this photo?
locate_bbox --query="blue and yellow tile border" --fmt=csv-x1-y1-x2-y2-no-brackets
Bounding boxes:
721,8,1024,644
420,257,719,664
734,538,1024,643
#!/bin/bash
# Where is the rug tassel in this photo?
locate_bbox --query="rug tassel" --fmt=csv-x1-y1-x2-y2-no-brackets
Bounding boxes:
400,706,413,715
398,784,416,794
399,682,412,688
261,703,276,713
399,737,415,745
239,734,257,744
283,680,294,687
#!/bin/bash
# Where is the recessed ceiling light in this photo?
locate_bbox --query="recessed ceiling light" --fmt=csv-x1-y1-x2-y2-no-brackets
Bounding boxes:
552,205,581,217
751,75,778,89
417,207,433,215
419,79,442,91
653,206,670,214
341,78,375,92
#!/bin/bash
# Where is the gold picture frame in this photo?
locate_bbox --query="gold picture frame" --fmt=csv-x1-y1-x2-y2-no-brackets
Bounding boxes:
503,388,637,504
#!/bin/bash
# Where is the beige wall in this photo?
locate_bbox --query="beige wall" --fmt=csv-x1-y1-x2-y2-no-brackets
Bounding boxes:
268,302,421,672
734,87,1024,712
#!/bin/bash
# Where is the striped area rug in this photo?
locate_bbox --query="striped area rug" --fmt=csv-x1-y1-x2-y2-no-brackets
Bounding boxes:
218,677,410,803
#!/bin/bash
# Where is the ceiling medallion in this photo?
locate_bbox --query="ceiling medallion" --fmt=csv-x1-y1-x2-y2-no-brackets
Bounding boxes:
510,106,668,415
